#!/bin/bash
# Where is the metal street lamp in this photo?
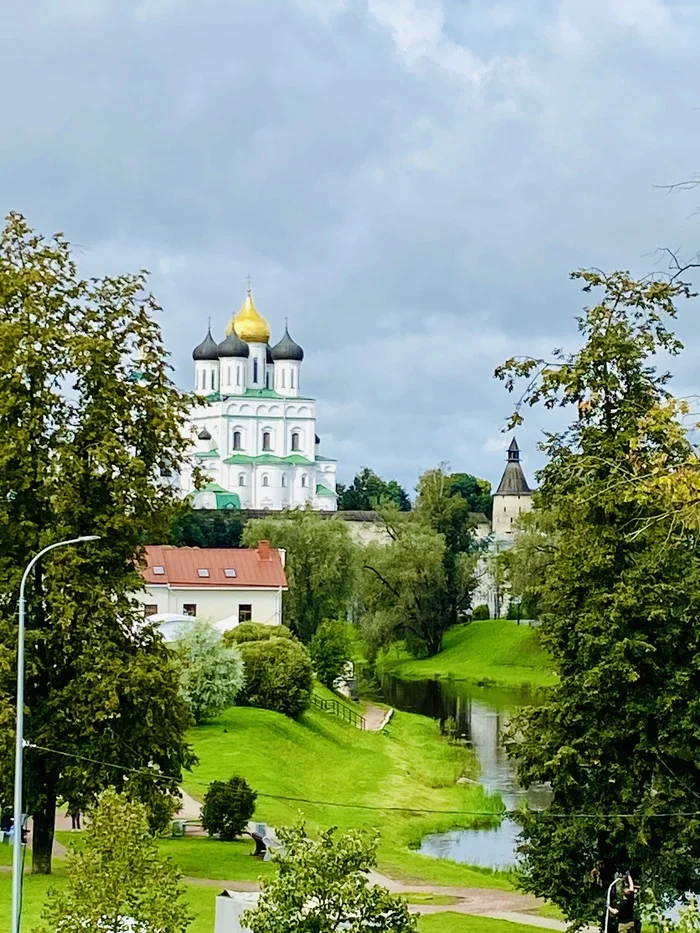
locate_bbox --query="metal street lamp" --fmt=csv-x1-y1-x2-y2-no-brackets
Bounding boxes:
12,535,100,933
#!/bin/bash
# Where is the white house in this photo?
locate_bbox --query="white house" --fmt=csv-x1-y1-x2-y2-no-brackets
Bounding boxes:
136,542,288,629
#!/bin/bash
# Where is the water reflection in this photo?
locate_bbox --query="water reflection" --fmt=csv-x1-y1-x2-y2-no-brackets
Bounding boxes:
378,674,542,867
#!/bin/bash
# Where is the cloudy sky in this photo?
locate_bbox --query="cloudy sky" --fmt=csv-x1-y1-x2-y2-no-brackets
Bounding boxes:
3,0,700,494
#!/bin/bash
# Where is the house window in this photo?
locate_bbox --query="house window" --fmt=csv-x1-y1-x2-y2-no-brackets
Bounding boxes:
253,358,259,383
262,432,271,451
301,474,307,488
143,604,158,617
197,568,210,578
238,474,246,486
238,604,252,624
291,433,300,451
233,431,242,450
183,604,197,617
224,568,236,578
262,474,269,487
153,566,165,575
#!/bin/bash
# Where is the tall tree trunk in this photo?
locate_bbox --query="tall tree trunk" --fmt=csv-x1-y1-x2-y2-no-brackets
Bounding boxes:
32,792,56,874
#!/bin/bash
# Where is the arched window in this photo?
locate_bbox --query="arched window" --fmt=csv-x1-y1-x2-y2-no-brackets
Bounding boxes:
291,432,300,451
281,475,287,487
262,432,271,451
290,369,295,389
262,474,269,487
233,431,242,450
236,365,241,387
266,371,270,389
301,474,307,489
238,474,246,487
253,358,259,383
281,370,286,388
227,365,231,387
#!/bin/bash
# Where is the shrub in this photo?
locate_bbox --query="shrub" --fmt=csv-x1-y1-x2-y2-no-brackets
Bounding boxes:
174,621,245,723
472,603,490,620
201,775,257,841
239,637,313,718
225,622,294,645
310,619,352,688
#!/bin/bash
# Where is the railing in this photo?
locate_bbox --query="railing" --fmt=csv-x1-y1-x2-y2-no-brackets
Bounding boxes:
311,692,366,730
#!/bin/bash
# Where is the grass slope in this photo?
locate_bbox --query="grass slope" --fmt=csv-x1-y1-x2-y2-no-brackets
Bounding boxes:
379,621,556,688
183,699,511,889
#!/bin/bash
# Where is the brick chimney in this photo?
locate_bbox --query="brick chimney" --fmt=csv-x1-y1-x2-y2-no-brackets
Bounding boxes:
257,540,271,561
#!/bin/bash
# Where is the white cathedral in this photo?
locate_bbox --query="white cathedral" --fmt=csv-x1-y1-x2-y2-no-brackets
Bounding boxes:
179,287,338,511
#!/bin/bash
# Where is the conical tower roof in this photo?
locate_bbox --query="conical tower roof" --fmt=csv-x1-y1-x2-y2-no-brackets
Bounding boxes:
271,325,304,362
495,438,531,496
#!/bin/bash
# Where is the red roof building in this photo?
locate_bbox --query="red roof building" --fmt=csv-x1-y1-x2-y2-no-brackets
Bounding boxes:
136,541,287,631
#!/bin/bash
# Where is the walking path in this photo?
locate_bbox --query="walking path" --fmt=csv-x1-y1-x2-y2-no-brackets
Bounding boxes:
363,703,388,731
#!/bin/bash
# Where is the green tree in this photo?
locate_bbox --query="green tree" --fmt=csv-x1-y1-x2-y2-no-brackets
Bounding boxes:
201,775,257,841
225,622,294,644
242,511,357,642
174,621,245,723
310,619,352,688
448,473,492,517
37,788,191,933
0,213,195,873
362,517,452,657
166,509,246,548
504,508,558,621
245,821,416,933
337,467,411,512
238,637,313,718
414,465,480,632
496,269,700,923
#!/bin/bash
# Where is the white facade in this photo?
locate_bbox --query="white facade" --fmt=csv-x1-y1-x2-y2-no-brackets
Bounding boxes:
135,584,283,627
491,492,533,536
182,288,338,512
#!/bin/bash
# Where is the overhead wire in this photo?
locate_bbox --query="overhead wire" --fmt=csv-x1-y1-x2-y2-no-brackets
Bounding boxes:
25,742,700,821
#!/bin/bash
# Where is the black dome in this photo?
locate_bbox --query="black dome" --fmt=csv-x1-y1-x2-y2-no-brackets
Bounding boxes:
218,329,250,358
198,427,212,440
266,344,274,364
192,328,220,361
271,327,304,362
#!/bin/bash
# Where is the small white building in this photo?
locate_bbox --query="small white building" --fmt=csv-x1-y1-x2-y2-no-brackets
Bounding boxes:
136,542,288,628
491,438,533,536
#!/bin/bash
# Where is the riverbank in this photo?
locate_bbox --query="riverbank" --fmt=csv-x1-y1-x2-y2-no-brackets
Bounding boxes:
377,621,557,689
182,692,511,890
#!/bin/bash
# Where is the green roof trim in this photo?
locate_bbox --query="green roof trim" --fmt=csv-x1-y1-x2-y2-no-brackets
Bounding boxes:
223,453,315,466
215,492,241,510
194,449,220,459
243,388,283,399
204,391,222,402
315,484,337,497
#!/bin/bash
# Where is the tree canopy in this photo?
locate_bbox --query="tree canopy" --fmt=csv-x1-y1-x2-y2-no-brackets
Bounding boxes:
496,269,700,923
337,467,411,512
245,822,416,933
38,788,191,933
447,473,492,517
0,213,195,872
242,510,357,642
174,621,245,723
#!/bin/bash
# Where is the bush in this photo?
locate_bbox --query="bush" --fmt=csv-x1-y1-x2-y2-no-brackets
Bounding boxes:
239,637,313,718
174,621,245,723
472,603,490,620
310,619,352,688
224,622,294,645
201,775,257,841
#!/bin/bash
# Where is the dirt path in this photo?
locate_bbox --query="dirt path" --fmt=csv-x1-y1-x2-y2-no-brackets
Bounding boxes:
363,703,389,731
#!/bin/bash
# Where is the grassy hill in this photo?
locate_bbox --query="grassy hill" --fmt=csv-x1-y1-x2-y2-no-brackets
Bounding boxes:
378,621,556,688
183,692,510,889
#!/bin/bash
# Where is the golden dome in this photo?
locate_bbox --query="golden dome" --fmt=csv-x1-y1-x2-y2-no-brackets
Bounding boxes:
227,289,270,344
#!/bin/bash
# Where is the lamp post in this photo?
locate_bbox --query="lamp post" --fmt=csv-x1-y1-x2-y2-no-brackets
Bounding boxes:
12,535,100,933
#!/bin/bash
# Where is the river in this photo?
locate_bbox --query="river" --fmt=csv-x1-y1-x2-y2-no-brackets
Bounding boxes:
378,673,542,869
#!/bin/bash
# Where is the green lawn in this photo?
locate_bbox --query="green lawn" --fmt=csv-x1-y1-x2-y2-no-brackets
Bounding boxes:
417,915,544,933
378,621,557,688
183,700,512,889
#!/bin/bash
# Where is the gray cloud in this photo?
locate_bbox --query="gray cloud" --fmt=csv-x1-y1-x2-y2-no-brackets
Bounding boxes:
2,0,700,493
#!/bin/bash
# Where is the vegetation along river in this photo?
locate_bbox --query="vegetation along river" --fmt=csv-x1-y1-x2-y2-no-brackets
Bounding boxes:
378,674,543,869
